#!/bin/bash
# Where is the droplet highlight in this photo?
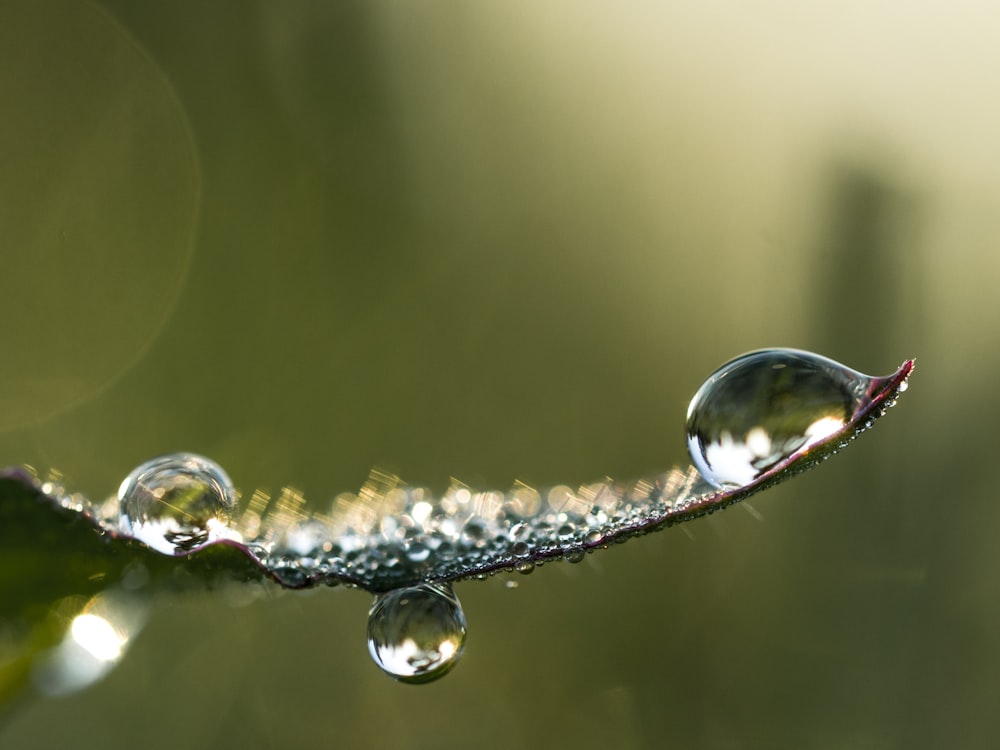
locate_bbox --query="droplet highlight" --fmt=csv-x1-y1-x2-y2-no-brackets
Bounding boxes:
367,583,467,684
118,453,239,555
685,349,884,489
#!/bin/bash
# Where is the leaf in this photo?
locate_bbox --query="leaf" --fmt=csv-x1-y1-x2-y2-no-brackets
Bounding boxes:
0,350,913,695
0,469,262,704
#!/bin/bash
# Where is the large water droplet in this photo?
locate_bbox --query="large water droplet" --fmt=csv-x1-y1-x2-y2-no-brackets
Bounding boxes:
686,349,886,489
118,453,238,555
367,582,467,684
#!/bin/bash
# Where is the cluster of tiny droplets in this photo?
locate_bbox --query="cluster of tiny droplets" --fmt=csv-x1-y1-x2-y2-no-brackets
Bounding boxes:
17,354,910,593
225,465,719,590
10,459,717,591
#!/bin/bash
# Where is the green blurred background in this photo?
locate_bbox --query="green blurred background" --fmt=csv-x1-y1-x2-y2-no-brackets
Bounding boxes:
0,0,995,747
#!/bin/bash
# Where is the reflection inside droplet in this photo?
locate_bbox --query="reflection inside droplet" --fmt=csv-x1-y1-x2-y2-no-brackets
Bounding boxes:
685,349,879,489
367,583,467,684
118,453,240,555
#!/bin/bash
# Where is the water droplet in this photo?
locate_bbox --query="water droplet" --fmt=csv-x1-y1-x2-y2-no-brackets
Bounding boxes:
686,349,884,489
460,522,487,549
367,583,467,684
405,540,431,563
118,453,238,555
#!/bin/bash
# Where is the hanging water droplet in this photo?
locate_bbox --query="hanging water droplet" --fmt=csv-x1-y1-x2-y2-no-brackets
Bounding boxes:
686,349,889,489
367,582,467,684
118,453,238,555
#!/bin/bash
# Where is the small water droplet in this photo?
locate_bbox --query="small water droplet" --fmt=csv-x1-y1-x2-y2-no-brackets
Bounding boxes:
367,583,467,684
515,559,535,574
118,453,238,555
686,349,882,489
405,540,431,563
511,541,531,557
460,522,487,549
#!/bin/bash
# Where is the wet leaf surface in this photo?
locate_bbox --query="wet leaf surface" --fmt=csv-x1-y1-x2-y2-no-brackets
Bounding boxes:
0,350,913,692
3,355,913,593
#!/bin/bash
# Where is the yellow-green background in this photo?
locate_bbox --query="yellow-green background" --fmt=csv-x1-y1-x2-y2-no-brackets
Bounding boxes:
0,1,994,747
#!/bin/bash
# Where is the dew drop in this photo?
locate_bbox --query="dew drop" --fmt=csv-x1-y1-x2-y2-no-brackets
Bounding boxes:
367,583,467,684
511,541,531,557
405,540,431,563
118,453,238,555
460,522,487,549
685,349,883,489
